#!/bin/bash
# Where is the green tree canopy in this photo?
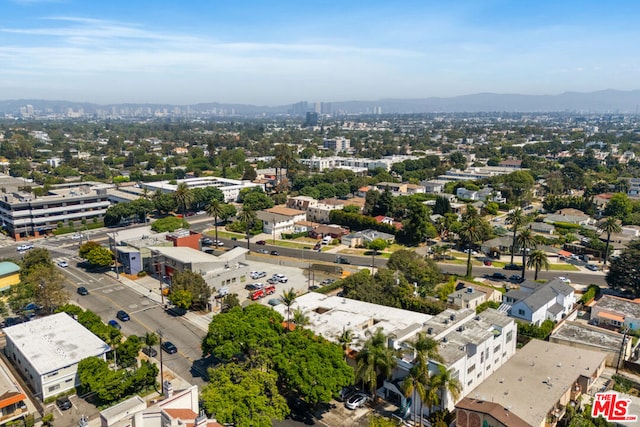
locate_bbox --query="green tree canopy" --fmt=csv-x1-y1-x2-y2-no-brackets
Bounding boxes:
151,216,190,232
86,246,114,267
606,239,640,296
170,270,211,311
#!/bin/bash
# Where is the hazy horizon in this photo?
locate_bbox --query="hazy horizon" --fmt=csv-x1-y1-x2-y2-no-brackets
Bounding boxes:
2,0,640,105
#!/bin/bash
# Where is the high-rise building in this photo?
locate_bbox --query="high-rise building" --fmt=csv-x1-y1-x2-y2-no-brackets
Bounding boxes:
304,112,318,127
290,101,308,116
323,137,350,152
321,102,332,115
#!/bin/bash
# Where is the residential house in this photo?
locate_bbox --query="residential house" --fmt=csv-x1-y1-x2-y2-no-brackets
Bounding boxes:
371,182,425,196
4,313,110,400
100,384,223,427
501,277,576,325
455,339,606,427
480,236,513,256
256,206,307,238
591,295,640,331
0,359,28,425
448,282,502,310
373,216,403,230
421,179,447,194
530,221,555,235
341,229,395,248
309,224,349,239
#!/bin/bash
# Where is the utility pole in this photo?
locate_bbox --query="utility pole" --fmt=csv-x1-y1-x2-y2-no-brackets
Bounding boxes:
157,329,165,388
109,231,120,280
616,327,629,374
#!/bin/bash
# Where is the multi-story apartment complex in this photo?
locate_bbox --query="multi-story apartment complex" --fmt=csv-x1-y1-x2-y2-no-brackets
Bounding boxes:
140,177,264,203
323,137,351,152
300,155,423,172
286,196,344,223
0,182,113,240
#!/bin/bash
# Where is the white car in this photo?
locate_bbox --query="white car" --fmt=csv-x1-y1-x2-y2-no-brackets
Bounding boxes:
251,271,267,280
345,392,370,410
16,244,34,251
558,276,571,284
71,234,83,240
57,261,69,268
273,273,288,283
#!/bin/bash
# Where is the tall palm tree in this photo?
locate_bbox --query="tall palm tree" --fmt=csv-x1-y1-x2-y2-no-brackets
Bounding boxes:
173,182,193,216
355,328,397,401
527,249,550,280
429,364,462,413
459,218,482,278
279,287,297,331
238,208,256,251
206,198,225,247
338,327,354,362
599,217,622,268
292,308,309,327
506,208,526,265
402,365,428,426
410,332,443,424
516,228,536,281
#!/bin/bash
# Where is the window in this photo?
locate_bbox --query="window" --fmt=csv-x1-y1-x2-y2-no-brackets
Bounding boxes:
467,364,476,374
480,351,484,363
494,345,500,354
48,384,60,392
518,309,525,316
506,331,513,343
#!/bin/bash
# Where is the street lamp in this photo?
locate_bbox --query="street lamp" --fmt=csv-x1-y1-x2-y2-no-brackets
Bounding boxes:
157,329,165,387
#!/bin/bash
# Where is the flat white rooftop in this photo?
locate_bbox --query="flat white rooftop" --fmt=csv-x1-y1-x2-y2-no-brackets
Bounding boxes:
3,313,110,375
273,293,432,350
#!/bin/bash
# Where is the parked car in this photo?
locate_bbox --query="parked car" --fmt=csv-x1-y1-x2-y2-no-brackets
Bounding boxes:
586,264,599,271
57,260,69,268
558,276,571,284
321,279,336,285
16,244,34,251
251,271,267,279
56,396,72,411
245,283,264,291
202,238,213,246
116,310,130,321
256,240,266,245
490,272,507,280
483,259,492,266
257,249,269,254
213,240,224,246
273,273,288,283
77,286,89,296
108,320,121,330
338,386,357,402
267,277,279,284
142,346,158,358
270,250,280,256
161,341,178,354
509,274,523,282
335,256,351,265
268,298,282,306
345,392,370,410
503,264,521,271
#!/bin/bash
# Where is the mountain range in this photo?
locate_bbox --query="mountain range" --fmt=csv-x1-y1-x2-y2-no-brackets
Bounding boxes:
2,89,640,116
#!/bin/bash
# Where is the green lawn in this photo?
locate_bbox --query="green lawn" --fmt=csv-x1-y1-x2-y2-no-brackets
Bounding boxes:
547,263,580,271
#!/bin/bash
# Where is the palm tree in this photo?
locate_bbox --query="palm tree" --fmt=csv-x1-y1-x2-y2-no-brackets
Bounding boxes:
238,208,256,251
506,208,526,265
409,332,443,424
527,249,550,280
173,182,193,216
429,364,462,413
355,328,397,401
516,228,536,281
206,198,225,247
292,308,309,327
338,327,354,362
279,287,297,331
143,332,159,356
599,217,622,268
459,218,482,278
402,365,428,426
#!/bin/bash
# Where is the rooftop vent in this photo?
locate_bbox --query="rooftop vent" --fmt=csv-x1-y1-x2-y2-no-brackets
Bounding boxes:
427,327,433,335
450,314,456,321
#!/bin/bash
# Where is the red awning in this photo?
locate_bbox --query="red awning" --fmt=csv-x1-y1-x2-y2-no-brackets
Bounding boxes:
558,250,572,257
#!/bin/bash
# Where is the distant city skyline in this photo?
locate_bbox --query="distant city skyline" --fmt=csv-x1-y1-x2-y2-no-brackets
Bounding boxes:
2,0,640,105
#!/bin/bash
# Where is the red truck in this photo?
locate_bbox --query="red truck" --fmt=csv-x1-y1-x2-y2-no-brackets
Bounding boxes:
250,284,276,300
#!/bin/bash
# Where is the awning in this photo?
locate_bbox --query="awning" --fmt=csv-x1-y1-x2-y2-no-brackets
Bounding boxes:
598,311,625,323
558,250,572,257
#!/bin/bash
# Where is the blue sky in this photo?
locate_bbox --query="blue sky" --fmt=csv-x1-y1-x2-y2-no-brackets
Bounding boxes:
1,0,639,105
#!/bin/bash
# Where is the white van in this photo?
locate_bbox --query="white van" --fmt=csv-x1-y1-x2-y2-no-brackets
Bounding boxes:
322,236,332,245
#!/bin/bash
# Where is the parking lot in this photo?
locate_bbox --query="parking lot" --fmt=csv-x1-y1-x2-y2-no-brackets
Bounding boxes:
218,257,339,308
46,394,96,427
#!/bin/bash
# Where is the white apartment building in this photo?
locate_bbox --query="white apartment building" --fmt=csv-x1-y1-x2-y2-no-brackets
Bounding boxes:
140,177,264,203
4,313,110,400
256,206,307,238
0,182,113,240
323,137,351,153
274,294,517,421
286,196,344,223
299,155,423,172
438,166,525,182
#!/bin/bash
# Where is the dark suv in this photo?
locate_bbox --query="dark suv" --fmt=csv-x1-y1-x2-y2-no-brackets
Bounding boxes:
116,310,130,321
162,341,178,354
56,396,72,411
